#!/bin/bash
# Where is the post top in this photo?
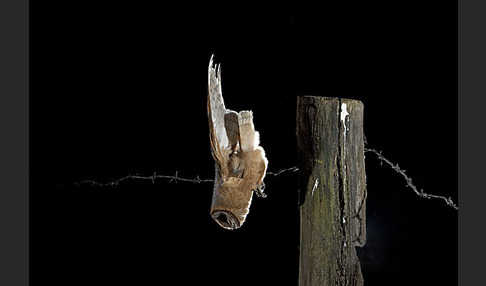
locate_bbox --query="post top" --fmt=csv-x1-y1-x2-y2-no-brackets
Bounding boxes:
298,96,364,106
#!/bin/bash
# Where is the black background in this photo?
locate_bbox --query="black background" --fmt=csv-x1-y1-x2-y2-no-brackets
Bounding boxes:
31,2,457,285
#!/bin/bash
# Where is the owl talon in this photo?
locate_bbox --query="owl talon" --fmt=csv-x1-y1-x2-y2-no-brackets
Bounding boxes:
238,111,253,125
254,182,267,198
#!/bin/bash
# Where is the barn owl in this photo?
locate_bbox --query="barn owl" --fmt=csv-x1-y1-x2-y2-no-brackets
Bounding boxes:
207,55,268,230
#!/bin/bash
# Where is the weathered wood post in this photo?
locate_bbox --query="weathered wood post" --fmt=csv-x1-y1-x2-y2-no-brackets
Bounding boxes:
296,96,367,286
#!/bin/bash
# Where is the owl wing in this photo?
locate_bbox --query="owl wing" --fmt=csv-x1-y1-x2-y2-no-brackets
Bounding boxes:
208,55,236,180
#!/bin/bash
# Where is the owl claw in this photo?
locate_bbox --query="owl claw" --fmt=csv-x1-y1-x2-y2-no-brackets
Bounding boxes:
238,110,253,125
254,182,267,198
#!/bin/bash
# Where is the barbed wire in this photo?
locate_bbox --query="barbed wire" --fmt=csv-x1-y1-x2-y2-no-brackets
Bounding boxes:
364,147,458,210
75,149,457,211
75,166,299,188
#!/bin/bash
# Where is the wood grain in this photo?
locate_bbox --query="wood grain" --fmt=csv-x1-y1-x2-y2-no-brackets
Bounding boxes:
297,96,367,286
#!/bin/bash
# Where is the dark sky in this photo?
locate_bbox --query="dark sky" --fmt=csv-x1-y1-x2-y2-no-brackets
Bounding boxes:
31,2,457,285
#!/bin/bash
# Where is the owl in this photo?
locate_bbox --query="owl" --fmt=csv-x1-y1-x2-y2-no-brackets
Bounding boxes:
207,55,268,230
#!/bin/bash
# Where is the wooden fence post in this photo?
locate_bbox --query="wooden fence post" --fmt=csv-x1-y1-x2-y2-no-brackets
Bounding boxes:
296,96,367,286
